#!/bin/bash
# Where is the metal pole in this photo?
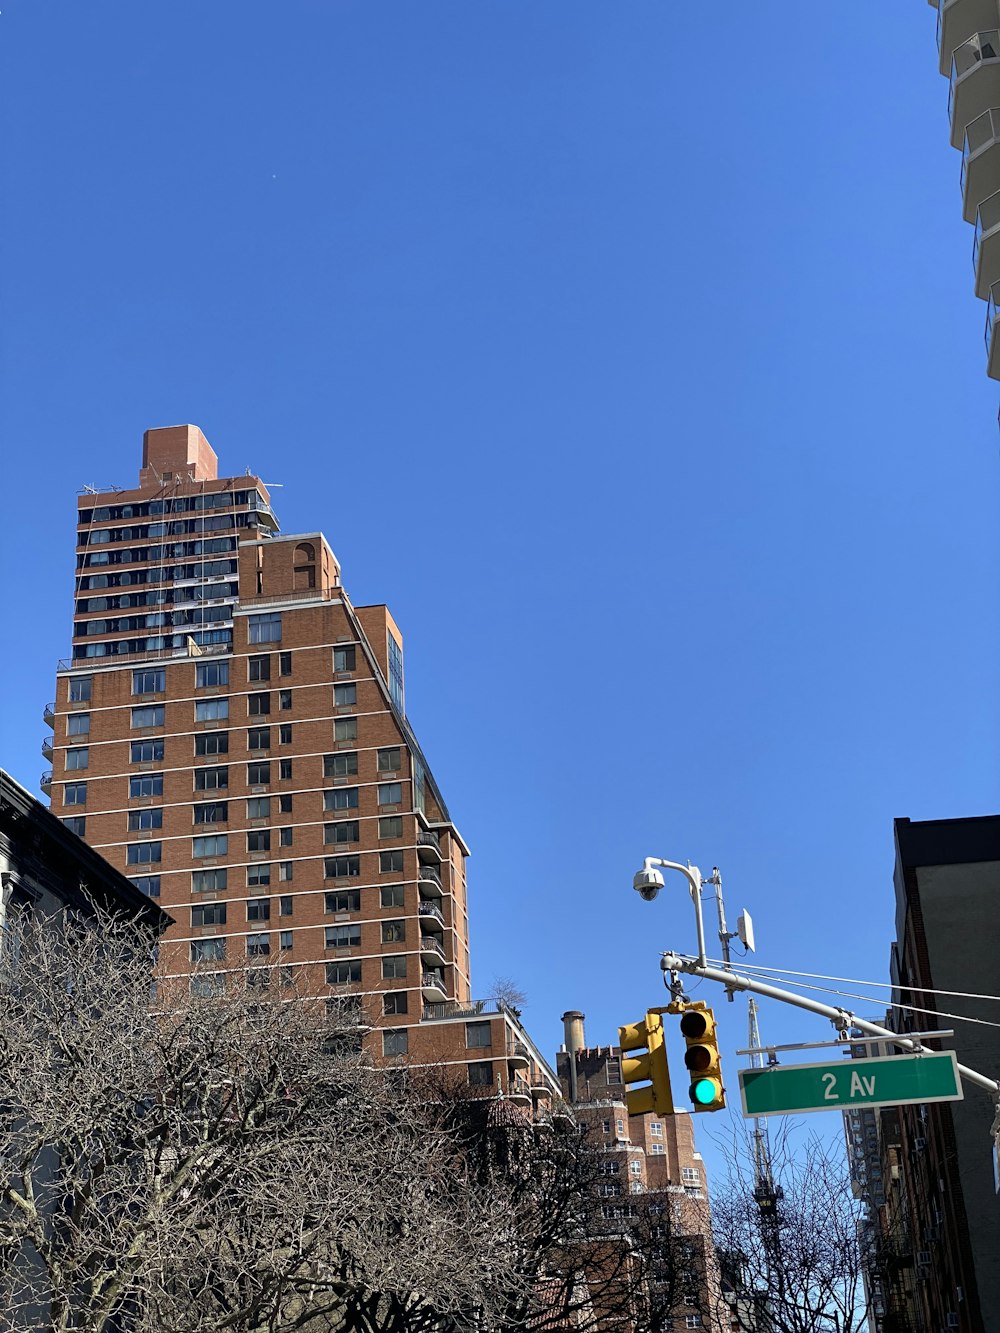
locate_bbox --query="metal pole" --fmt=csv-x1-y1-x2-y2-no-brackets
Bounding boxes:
643,859,708,966
660,951,1000,1099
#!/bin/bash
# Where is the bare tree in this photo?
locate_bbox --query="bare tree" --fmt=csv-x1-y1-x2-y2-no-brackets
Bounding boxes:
485,978,526,1015
710,1121,875,1333
0,909,513,1333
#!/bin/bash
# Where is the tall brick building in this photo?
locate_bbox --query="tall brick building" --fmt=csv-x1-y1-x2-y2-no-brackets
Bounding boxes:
42,424,559,1099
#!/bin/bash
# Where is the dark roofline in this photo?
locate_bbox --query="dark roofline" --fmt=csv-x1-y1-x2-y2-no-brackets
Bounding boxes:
0,770,172,932
894,813,1000,871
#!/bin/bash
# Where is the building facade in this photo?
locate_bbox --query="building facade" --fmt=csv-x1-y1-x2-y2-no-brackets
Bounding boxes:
42,423,560,1099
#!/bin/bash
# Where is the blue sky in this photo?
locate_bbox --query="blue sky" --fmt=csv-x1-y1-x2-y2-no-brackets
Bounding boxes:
2,3,998,1171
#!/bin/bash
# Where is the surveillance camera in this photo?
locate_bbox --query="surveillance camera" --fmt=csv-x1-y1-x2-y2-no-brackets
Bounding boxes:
633,867,665,902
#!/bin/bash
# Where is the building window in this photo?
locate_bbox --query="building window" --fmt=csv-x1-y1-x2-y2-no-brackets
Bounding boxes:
248,693,271,716
248,655,271,682
383,1029,409,1058
616,1118,625,1135
67,712,91,736
278,861,293,882
193,834,227,858
127,841,161,865
279,651,292,676
246,933,271,957
63,816,86,836
378,816,403,839
468,1061,493,1087
606,1059,621,1082
322,821,357,847
685,1320,702,1329
323,788,358,812
377,783,402,806
195,765,228,790
247,898,271,922
66,746,89,772
602,1119,611,1134
247,863,271,887
248,727,271,751
64,782,87,806
279,895,293,916
132,668,166,695
334,716,357,742
279,930,293,951
192,902,227,927
248,761,271,785
629,1160,642,1177
466,1021,492,1049
196,661,229,688
324,856,360,879
195,731,229,756
129,875,160,898
333,645,355,672
279,723,292,744
380,884,405,908
382,956,407,979
190,973,224,997
379,850,404,874
324,752,357,778
191,938,226,963
279,827,293,847
193,800,228,824
377,747,402,773
599,1160,621,1176
131,705,165,729
650,1122,663,1137
649,1143,665,1155
681,1167,700,1186
327,960,361,985
192,868,227,893
334,683,356,707
381,920,405,944
129,773,163,798
128,807,163,831
325,925,361,949
387,635,404,713
278,690,292,710
68,676,92,702
247,796,271,819
278,793,293,813
248,613,281,644
247,830,271,853
195,698,229,722
325,889,361,913
599,1183,621,1198
131,739,165,763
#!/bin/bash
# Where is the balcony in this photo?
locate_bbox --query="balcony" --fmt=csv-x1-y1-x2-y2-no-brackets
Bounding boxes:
419,933,446,963
508,1074,532,1105
974,188,1000,295
41,737,54,762
949,32,1000,148
962,108,1000,220
984,280,1000,377
507,1039,531,1069
418,900,444,925
421,970,447,1002
43,702,55,727
418,863,443,897
417,829,443,864
40,771,53,795
937,0,1000,77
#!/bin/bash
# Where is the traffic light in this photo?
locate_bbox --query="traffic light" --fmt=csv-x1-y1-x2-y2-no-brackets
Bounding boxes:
679,1004,725,1112
618,1010,674,1117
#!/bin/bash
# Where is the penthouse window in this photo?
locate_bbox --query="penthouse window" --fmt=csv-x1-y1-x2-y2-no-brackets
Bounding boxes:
324,752,357,778
131,739,164,763
131,705,164,729
68,676,92,702
195,731,229,756
248,613,281,644
196,661,229,688
129,773,163,798
466,1022,492,1049
195,765,229,790
67,713,90,736
132,668,165,694
128,807,163,831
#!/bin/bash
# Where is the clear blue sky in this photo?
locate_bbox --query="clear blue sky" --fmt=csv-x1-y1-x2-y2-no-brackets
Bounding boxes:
2,3,997,1171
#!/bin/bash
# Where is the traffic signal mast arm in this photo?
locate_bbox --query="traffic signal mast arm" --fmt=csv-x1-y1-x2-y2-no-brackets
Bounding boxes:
660,950,1000,1100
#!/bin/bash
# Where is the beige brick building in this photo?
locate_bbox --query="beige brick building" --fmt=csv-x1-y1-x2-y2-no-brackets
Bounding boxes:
43,423,559,1099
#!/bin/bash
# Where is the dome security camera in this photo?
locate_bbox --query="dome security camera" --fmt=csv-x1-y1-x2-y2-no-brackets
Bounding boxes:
633,866,665,902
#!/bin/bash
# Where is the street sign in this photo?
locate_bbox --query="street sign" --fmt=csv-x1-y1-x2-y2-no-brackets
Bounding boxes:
739,1051,963,1118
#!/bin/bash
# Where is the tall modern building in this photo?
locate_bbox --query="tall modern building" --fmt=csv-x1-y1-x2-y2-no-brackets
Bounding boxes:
41,423,560,1100
923,0,1000,383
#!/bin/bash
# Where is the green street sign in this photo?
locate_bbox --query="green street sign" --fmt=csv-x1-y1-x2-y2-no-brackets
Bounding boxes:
739,1051,963,1118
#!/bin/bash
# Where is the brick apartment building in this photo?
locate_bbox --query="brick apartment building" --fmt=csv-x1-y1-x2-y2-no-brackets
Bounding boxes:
42,423,560,1100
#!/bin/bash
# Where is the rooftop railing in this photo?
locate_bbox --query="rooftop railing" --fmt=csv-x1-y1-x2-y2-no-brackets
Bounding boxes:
57,640,230,673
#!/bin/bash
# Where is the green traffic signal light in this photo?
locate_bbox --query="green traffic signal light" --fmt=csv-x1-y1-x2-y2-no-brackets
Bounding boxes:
692,1077,720,1106
679,1005,726,1113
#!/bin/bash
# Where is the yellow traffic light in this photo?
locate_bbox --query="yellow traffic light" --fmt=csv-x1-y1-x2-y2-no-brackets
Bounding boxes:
618,1010,674,1117
679,1004,726,1112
